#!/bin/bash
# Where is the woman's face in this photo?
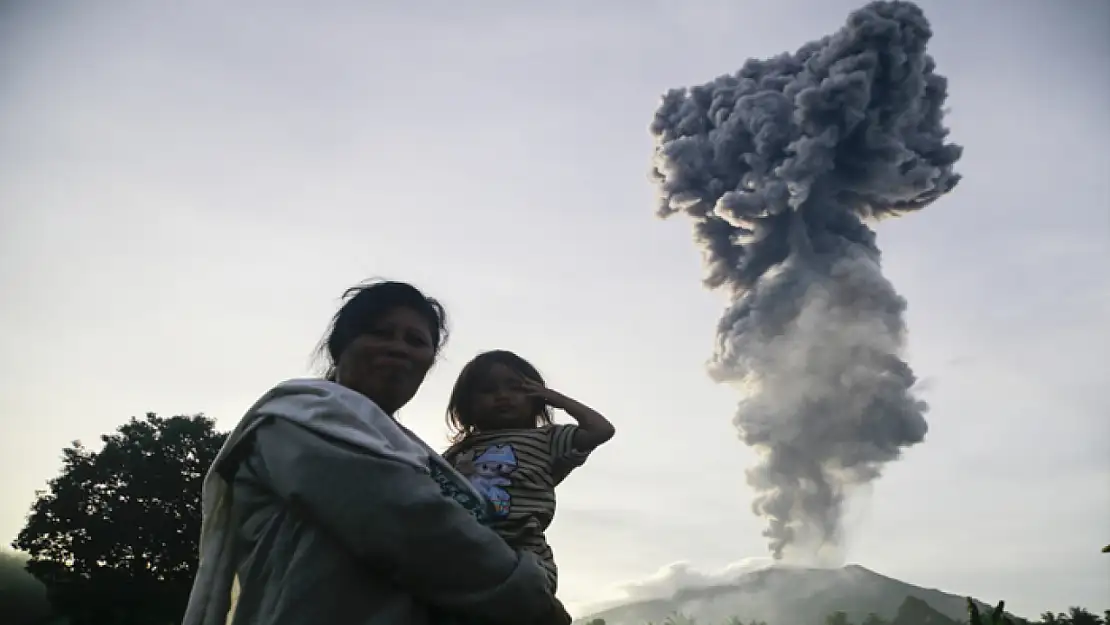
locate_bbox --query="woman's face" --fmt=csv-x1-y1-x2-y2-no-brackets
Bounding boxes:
334,306,436,415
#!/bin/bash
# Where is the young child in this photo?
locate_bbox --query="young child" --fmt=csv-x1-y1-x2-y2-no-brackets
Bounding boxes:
443,350,616,594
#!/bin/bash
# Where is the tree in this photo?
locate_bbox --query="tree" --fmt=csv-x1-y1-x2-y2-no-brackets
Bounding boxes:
1066,607,1102,625
13,413,227,625
969,599,1016,625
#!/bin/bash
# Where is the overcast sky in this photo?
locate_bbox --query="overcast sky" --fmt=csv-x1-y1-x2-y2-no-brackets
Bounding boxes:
2,0,1107,617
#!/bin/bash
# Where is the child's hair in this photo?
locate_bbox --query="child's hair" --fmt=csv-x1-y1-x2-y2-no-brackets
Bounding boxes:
446,350,554,444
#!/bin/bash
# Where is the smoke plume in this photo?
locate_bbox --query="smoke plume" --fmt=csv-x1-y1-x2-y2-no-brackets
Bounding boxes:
649,0,962,561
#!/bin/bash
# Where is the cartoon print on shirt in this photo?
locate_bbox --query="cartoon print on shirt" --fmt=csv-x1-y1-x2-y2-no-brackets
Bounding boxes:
455,444,518,518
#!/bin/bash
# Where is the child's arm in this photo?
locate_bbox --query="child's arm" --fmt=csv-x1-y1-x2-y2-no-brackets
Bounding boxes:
521,379,615,452
547,391,616,452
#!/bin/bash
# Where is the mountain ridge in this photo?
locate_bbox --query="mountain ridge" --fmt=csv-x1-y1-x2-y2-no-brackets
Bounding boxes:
576,564,993,625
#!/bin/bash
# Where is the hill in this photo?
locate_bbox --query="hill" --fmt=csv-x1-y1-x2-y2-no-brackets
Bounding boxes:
576,564,993,625
0,548,54,625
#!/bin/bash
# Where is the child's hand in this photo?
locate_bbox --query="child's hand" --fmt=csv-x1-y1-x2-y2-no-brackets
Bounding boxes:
519,377,570,409
521,376,616,451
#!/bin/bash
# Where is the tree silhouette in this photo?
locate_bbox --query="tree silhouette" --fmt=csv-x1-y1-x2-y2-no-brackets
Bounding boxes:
1066,608,1102,625
969,599,1015,625
13,413,226,625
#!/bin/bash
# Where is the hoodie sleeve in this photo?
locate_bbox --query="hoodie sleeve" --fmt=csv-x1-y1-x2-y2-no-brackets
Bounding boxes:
250,417,559,625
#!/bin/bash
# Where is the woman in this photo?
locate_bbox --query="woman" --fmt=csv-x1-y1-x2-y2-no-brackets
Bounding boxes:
183,280,569,625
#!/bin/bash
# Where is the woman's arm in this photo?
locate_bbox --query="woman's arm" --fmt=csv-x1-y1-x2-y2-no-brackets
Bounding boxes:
252,418,562,625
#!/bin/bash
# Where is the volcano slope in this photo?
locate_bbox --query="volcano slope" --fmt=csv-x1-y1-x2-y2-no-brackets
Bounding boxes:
577,564,994,625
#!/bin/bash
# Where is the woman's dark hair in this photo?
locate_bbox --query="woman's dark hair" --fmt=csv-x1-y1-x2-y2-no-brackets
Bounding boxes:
315,279,449,379
445,350,554,444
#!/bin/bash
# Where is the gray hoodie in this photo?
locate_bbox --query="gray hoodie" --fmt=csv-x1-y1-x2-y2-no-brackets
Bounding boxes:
184,379,558,625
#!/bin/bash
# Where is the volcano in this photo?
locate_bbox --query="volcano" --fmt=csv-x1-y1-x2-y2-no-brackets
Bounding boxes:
576,564,995,625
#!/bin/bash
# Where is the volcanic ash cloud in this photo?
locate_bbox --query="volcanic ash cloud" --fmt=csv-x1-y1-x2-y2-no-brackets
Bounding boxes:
649,0,962,561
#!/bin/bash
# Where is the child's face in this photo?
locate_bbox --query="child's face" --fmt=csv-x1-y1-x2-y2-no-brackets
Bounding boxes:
469,363,535,429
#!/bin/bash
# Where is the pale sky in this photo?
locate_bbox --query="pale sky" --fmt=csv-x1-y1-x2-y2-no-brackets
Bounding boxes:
1,0,1107,618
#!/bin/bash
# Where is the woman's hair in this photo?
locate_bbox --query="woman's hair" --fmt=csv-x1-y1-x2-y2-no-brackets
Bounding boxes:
314,279,449,379
445,350,554,444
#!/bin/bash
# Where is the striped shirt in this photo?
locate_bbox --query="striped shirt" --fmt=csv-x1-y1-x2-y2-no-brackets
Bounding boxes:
443,424,591,591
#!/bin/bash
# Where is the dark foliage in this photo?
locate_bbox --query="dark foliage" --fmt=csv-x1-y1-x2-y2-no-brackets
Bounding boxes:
12,414,226,625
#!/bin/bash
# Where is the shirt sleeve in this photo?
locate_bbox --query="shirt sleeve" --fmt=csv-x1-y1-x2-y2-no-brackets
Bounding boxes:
547,424,592,485
251,418,559,625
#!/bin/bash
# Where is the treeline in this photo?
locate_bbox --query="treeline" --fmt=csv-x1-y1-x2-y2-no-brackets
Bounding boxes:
2,413,1106,625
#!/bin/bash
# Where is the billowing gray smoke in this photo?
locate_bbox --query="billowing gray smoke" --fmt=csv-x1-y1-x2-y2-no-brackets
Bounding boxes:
649,0,962,561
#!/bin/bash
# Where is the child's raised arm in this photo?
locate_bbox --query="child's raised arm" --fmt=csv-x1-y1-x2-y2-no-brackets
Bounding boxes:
520,379,615,452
